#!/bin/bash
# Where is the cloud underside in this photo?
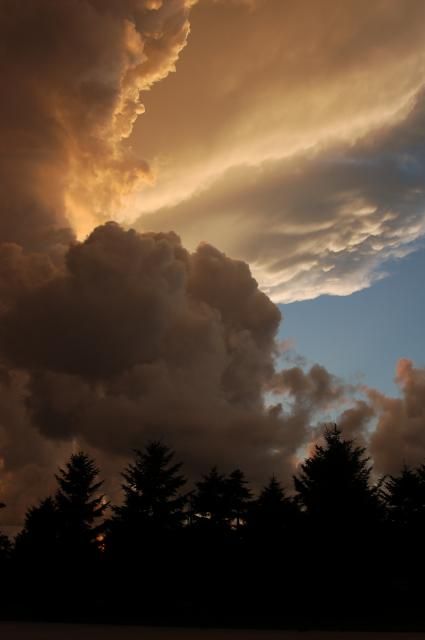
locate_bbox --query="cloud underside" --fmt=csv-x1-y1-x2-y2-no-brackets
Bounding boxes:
132,0,425,302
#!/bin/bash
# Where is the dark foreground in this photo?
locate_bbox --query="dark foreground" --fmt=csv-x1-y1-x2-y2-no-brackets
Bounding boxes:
2,625,425,640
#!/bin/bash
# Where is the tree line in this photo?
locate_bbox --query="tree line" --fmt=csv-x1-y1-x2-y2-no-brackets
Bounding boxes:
1,426,425,629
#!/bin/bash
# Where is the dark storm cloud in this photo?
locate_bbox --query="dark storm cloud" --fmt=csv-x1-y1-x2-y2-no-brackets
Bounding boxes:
0,223,312,490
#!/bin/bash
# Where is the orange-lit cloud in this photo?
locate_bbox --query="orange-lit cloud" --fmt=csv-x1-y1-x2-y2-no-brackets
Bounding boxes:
130,0,425,301
0,0,195,248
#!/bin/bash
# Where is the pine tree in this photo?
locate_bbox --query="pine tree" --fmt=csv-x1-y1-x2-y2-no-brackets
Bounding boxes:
192,466,228,528
55,452,107,558
249,475,297,535
112,441,187,536
294,426,382,530
15,497,59,561
225,468,252,528
385,466,425,530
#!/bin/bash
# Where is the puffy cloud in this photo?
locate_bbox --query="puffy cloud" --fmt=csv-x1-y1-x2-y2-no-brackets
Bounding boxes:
368,359,425,474
0,223,312,511
0,0,194,249
132,0,425,301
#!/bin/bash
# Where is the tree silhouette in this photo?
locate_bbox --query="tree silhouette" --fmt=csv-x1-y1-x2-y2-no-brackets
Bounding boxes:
107,442,187,615
293,426,384,616
55,452,107,560
112,441,186,535
385,465,425,530
15,496,59,561
192,466,228,529
0,501,10,562
225,468,252,529
249,475,297,535
294,425,381,528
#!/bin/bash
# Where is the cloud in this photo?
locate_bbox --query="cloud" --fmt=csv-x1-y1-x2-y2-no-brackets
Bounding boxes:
0,0,194,249
367,359,425,474
131,0,425,301
0,223,314,510
2,0,425,528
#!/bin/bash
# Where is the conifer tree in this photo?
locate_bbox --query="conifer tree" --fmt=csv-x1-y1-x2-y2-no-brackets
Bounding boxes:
225,468,252,528
192,466,228,528
112,441,187,536
294,426,381,529
15,497,59,561
385,466,425,530
55,452,107,558
249,475,297,534
0,501,10,562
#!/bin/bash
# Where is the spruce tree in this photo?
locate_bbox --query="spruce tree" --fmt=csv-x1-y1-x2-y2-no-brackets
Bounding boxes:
55,452,107,558
294,425,381,529
15,497,59,561
192,466,228,528
385,466,425,530
293,426,383,610
112,441,187,536
225,468,252,528
249,475,297,535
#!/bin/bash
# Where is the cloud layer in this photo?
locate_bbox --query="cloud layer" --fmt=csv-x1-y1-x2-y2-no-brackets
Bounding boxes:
133,0,425,301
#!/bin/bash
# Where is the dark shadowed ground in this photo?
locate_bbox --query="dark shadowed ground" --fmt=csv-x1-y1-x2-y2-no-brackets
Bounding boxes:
2,625,425,639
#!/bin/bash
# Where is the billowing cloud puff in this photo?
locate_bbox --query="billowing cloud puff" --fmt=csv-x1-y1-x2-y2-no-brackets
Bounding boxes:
368,360,425,474
132,0,425,301
0,0,194,250
0,224,314,498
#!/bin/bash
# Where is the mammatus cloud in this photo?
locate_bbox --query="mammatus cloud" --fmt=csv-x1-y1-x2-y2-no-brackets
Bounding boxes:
0,0,195,248
132,0,425,302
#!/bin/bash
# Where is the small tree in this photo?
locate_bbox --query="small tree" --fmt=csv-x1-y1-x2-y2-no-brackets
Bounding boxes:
249,476,297,535
385,466,425,530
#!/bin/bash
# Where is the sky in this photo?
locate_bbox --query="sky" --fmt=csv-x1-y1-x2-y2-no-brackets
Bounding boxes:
2,0,425,527
280,246,425,397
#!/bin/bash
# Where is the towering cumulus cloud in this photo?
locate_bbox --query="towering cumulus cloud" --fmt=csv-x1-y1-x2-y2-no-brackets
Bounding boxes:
0,0,194,248
0,223,314,525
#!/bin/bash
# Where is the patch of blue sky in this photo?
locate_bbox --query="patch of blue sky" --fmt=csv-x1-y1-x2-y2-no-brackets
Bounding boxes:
277,245,425,397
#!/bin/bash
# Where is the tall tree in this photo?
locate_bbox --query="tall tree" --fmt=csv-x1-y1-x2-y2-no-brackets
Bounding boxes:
55,452,107,559
112,441,187,537
294,425,381,529
225,468,252,528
